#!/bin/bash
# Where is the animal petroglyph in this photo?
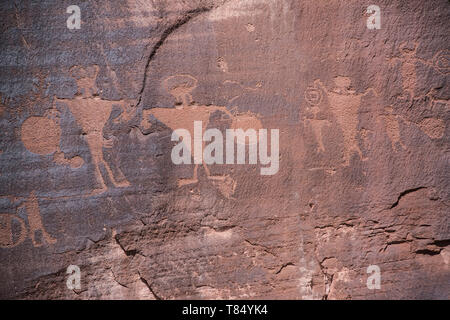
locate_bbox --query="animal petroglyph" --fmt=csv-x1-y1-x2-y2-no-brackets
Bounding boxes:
142,75,263,198
304,78,374,165
0,192,56,248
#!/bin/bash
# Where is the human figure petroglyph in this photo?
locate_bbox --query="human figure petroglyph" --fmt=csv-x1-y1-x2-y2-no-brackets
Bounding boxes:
55,66,130,193
378,106,406,151
397,43,419,99
308,119,329,153
304,78,376,165
325,77,375,165
393,43,449,99
0,193,56,248
304,81,330,153
388,44,448,141
59,98,130,191
141,75,263,198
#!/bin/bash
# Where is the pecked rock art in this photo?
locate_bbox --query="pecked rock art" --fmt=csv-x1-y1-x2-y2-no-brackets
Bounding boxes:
0,192,56,248
8,65,136,249
142,75,263,198
304,77,376,165
396,44,450,92
304,82,330,153
397,43,420,99
386,44,448,141
6,112,85,249
57,97,131,192
393,43,448,100
378,108,445,152
10,111,85,249
54,66,131,193
1,0,448,300
377,106,406,152
24,191,57,247
433,50,450,74
21,114,84,168
418,118,446,139
0,213,27,248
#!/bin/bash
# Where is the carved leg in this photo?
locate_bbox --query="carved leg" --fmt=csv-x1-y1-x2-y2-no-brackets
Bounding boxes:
178,164,199,187
203,163,236,199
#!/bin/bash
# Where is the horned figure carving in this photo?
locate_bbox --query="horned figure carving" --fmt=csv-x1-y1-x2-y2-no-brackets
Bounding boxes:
143,75,264,198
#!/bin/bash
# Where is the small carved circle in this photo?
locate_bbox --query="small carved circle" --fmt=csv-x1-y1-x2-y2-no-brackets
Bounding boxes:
434,51,450,74
304,86,323,106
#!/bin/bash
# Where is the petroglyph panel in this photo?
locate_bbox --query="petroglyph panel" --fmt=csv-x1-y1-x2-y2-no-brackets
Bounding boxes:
0,0,448,300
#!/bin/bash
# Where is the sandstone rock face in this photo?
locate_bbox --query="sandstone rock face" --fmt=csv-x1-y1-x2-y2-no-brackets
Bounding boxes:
0,0,448,299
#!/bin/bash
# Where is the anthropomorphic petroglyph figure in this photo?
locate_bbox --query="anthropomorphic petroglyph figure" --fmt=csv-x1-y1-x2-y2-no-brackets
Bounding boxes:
55,66,130,193
396,43,449,100
398,43,419,100
304,82,330,153
378,106,406,151
390,44,448,141
307,78,375,166
142,75,263,198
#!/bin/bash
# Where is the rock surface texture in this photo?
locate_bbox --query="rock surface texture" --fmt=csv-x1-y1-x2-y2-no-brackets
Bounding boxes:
0,0,449,299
